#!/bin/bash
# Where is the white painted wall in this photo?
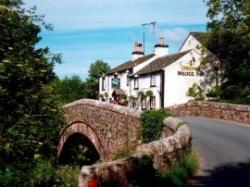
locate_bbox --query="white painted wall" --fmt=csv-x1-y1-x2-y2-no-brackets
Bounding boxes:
130,73,161,109
163,50,208,107
179,34,202,54
154,46,169,57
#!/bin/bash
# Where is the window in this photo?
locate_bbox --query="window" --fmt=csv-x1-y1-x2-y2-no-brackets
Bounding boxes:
192,57,196,62
150,75,156,87
141,96,146,110
127,76,130,86
134,78,139,89
150,96,156,109
102,77,105,90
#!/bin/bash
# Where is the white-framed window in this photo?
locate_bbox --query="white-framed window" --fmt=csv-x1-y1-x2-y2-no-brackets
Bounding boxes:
134,78,139,89
150,75,156,87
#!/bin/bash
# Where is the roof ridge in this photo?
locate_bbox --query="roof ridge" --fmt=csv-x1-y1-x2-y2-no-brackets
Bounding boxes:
108,53,154,75
136,50,192,75
157,50,191,60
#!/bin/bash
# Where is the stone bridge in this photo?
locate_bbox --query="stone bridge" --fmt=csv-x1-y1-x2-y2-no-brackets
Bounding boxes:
168,101,250,124
57,99,141,161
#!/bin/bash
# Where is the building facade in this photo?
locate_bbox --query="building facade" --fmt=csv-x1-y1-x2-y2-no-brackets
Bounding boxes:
99,32,215,110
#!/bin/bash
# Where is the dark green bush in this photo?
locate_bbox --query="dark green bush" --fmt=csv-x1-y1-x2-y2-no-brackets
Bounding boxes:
28,159,79,187
222,85,241,99
55,166,80,187
0,167,22,187
29,159,56,187
129,151,199,187
141,108,169,143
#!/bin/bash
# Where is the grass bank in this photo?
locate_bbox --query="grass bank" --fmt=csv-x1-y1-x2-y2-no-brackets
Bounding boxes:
160,150,199,187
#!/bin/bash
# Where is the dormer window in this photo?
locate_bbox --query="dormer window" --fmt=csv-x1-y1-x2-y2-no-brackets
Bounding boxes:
150,75,156,87
134,78,139,89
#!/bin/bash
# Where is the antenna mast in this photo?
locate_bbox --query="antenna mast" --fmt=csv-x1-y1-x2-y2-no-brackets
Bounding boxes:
141,21,157,53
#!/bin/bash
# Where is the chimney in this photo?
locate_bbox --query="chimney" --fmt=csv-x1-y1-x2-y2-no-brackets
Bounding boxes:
132,42,144,61
154,37,169,57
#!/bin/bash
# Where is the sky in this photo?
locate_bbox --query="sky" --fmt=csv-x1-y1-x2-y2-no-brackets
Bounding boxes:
23,0,208,79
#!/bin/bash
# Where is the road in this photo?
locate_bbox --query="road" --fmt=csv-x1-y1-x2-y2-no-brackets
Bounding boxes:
180,116,250,187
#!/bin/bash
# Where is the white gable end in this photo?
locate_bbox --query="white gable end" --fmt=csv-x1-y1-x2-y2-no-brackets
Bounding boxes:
179,34,202,53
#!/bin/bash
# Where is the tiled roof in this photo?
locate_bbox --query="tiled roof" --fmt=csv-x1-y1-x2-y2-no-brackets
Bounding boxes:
108,54,154,75
136,50,191,75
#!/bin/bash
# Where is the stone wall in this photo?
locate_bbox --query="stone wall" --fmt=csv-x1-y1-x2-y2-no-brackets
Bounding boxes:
58,99,141,160
79,117,192,187
169,101,250,124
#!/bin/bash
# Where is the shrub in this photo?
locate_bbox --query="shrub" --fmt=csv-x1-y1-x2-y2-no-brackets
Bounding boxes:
141,109,169,143
145,90,154,97
0,167,22,187
55,166,80,187
29,159,56,187
207,86,221,99
29,159,80,187
222,85,241,99
161,150,199,187
187,83,205,101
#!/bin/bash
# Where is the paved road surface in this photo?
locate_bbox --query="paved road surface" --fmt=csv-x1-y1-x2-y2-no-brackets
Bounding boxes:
180,116,250,187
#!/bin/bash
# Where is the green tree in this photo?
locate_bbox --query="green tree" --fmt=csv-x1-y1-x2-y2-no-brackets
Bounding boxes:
54,75,84,104
205,0,250,103
0,0,64,185
84,60,110,99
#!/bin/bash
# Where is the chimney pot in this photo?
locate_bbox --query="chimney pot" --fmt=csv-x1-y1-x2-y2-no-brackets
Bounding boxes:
154,37,169,57
132,41,144,61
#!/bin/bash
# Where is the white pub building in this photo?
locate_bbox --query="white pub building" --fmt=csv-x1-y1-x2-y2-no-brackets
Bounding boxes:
99,32,214,110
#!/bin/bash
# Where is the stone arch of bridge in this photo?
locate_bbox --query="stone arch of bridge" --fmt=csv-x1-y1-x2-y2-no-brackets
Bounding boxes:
57,121,104,162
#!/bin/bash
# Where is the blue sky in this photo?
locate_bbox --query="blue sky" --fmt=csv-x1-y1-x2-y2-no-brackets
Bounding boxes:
23,0,208,79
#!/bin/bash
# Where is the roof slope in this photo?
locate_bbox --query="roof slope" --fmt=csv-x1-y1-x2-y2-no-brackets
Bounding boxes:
190,32,208,45
108,54,154,74
179,32,208,52
136,50,191,75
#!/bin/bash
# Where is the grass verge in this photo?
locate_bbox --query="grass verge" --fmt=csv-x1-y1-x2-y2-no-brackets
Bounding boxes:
160,150,199,187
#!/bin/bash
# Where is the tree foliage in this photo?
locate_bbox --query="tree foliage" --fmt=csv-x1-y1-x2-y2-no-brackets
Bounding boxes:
0,0,64,185
53,75,84,104
84,60,110,99
205,0,250,103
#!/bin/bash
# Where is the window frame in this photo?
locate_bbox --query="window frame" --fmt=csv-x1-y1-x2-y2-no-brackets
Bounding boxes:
141,96,146,110
150,75,156,87
134,78,139,89
150,96,156,109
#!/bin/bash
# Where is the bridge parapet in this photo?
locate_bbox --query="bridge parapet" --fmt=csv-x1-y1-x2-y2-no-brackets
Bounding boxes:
79,117,191,187
168,101,250,124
